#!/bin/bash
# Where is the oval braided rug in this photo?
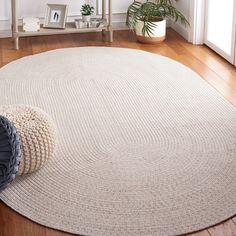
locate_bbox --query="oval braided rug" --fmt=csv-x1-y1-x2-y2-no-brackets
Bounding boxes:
0,47,236,236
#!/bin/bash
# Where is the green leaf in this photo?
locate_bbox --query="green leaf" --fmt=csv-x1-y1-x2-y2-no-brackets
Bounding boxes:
126,0,190,37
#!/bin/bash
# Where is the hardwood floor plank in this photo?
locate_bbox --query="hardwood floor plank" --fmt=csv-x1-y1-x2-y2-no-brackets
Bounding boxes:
115,31,139,49
176,53,236,105
19,37,32,55
72,32,105,47
44,35,63,51
1,38,20,66
0,28,235,236
57,34,76,49
31,36,50,54
168,30,236,88
45,228,75,236
0,202,46,236
187,230,211,236
208,220,236,236
142,43,180,60
232,217,236,225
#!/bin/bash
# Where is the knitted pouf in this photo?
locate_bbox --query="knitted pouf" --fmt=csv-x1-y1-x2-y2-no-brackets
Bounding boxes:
0,105,56,175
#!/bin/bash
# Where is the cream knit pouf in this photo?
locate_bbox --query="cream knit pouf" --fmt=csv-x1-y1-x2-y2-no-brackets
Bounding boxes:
0,105,56,175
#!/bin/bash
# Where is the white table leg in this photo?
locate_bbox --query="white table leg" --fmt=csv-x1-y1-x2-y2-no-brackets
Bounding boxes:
12,0,19,50
108,0,113,42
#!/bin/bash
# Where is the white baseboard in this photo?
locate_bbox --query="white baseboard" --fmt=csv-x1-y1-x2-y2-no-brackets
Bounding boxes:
0,19,11,38
0,29,11,38
170,21,190,41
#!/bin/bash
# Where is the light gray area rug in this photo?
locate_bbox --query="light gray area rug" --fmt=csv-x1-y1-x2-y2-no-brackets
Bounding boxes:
0,47,236,236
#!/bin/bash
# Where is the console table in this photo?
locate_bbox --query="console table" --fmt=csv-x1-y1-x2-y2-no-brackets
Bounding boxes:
11,0,113,50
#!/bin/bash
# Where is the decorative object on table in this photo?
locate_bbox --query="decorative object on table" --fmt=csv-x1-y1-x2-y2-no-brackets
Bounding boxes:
75,19,90,29
23,17,40,32
74,18,104,29
90,18,99,28
0,105,56,175
44,4,68,29
1,47,236,236
0,116,21,192
127,0,189,43
91,18,105,28
80,4,94,22
75,19,83,29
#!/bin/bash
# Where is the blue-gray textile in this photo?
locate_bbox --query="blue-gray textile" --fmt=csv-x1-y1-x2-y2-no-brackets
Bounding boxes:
0,116,21,191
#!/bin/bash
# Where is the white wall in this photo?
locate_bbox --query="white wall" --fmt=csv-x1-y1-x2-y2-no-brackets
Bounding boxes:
171,0,190,40
172,0,190,17
0,0,133,37
0,0,11,36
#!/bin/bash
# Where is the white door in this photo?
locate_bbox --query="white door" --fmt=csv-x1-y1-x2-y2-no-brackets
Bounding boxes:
204,0,236,64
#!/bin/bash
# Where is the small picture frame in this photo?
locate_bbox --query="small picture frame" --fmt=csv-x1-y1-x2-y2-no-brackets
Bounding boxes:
44,4,68,29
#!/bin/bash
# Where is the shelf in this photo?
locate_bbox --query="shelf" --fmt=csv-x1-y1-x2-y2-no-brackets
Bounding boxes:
16,22,108,37
11,0,113,49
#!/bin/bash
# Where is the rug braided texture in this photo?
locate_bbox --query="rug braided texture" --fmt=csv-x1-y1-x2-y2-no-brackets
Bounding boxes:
0,47,236,236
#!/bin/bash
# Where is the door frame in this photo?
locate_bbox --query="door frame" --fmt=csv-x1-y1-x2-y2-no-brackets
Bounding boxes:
188,0,205,45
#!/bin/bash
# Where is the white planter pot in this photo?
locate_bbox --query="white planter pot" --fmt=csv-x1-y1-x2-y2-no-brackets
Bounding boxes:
135,19,166,43
82,15,91,22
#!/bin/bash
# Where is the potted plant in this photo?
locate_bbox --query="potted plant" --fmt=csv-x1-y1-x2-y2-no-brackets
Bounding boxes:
127,0,189,43
80,4,95,22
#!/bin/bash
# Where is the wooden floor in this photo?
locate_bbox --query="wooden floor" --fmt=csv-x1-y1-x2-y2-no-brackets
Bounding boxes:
0,29,236,236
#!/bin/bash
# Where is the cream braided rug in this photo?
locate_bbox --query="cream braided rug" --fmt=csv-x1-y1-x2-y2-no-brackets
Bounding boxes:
0,47,236,236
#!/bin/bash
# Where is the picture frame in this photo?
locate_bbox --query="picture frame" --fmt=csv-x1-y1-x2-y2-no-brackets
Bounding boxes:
44,4,68,29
